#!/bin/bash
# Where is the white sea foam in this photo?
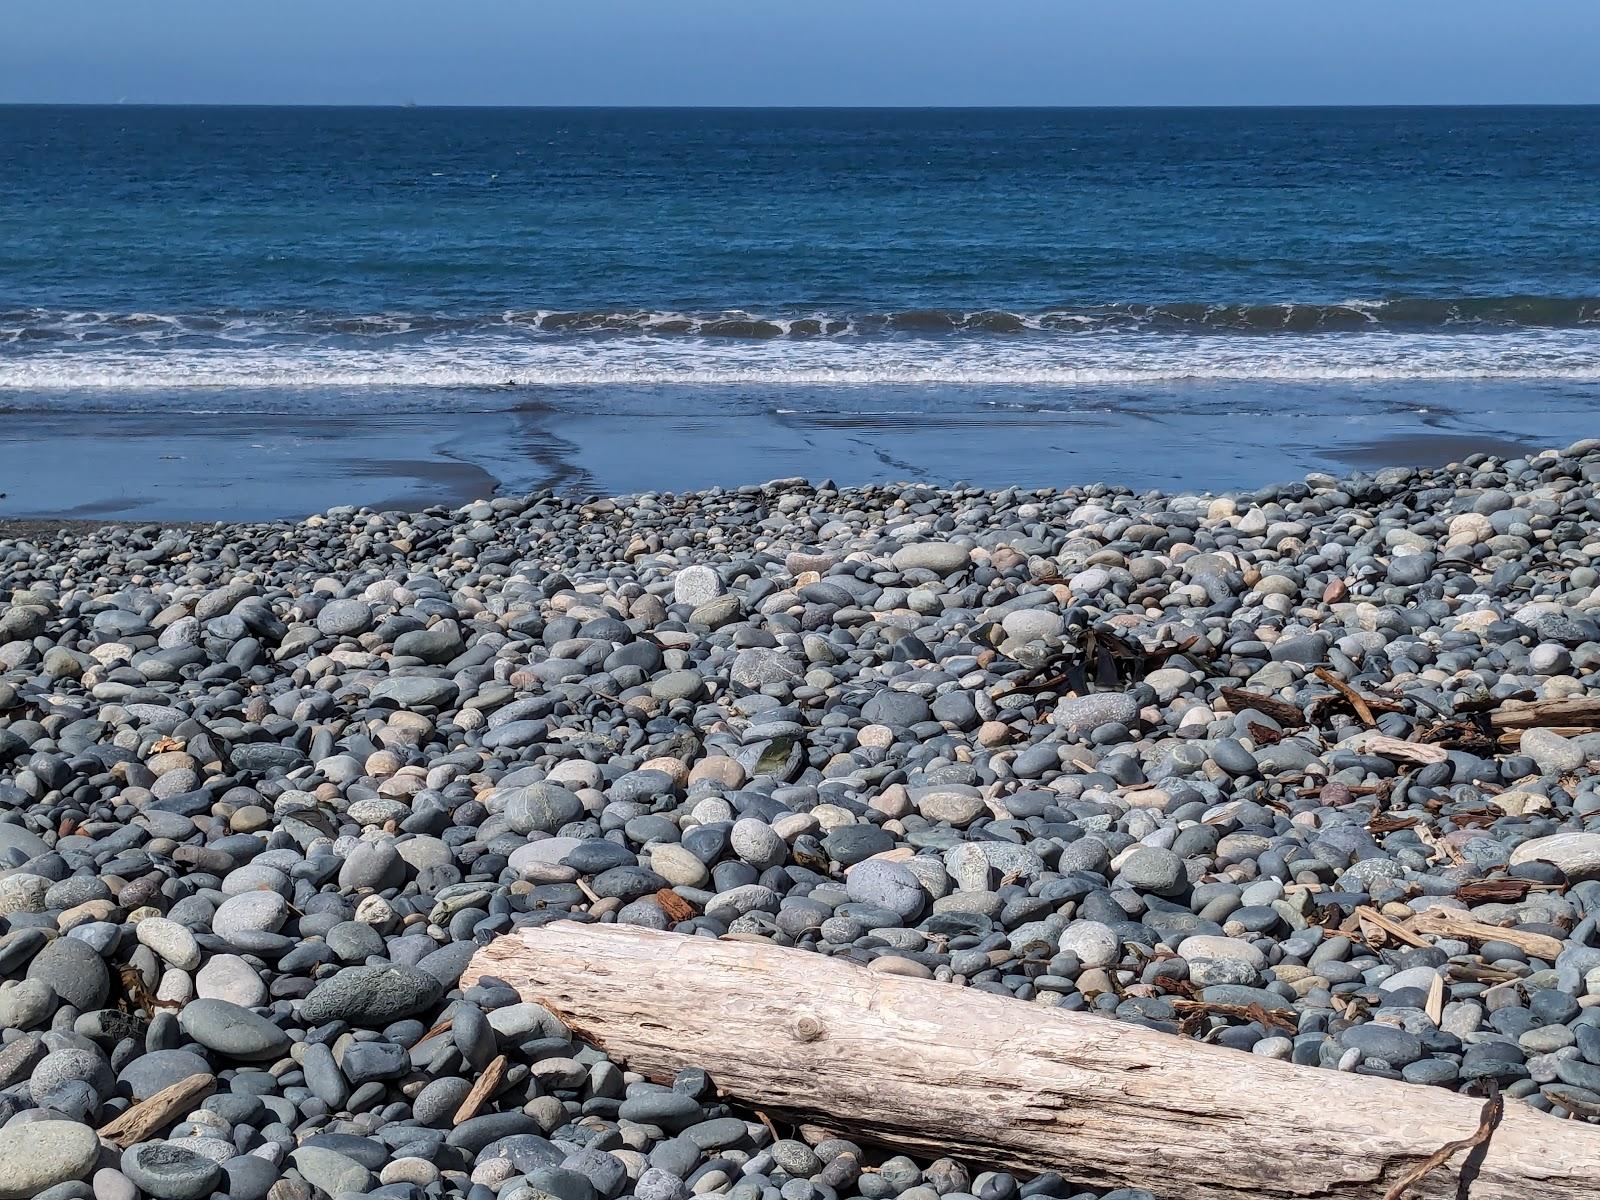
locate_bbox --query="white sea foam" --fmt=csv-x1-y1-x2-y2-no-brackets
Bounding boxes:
4,328,1600,395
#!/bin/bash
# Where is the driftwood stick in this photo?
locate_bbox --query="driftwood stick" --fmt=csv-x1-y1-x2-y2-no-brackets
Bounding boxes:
464,922,1600,1200
453,1053,507,1124
1405,908,1565,960
1354,905,1433,950
98,1073,216,1146
1312,667,1380,725
1348,735,1450,766
1498,726,1599,748
1426,974,1447,1028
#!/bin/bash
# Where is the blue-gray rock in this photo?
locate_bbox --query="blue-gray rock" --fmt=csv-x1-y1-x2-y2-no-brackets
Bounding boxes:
316,598,372,637
289,1146,372,1196
394,623,464,664
845,859,925,921
890,543,970,575
505,783,585,835
119,1143,221,1200
298,963,443,1027
369,676,459,711
636,1167,690,1200
177,998,289,1061
729,649,802,691
862,692,931,727
302,1041,349,1109
220,1156,279,1200
1117,846,1185,895
414,1076,472,1126
228,743,307,773
26,937,109,1011
1338,1023,1424,1067
116,1051,211,1101
30,1048,113,1105
618,1091,704,1130
341,1040,409,1084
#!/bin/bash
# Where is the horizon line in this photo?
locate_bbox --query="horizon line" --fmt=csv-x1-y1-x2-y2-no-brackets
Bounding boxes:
4,100,1600,111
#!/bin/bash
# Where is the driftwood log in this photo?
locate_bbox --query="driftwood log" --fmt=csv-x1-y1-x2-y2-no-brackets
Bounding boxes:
1489,696,1600,731
464,922,1600,1200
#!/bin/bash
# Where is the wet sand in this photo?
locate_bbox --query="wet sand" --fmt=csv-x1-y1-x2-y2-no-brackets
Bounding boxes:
1329,433,1548,470
0,384,1586,525
0,412,500,526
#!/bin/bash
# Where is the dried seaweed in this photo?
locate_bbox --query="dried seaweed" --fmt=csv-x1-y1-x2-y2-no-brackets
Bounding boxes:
116,964,181,1015
1417,716,1496,754
1000,626,1206,699
1368,813,1421,833
1171,999,1297,1037
1247,721,1286,746
1219,687,1307,729
1455,878,1540,904
655,888,698,922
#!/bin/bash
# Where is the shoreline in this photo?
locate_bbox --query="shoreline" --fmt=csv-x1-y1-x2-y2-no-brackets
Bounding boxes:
0,397,1577,531
0,425,1550,540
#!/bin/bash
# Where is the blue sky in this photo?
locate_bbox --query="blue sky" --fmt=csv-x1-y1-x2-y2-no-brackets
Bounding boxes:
5,0,1599,107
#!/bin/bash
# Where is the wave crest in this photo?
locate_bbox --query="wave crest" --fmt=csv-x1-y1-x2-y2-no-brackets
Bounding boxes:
4,326,1600,397
6,295,1600,346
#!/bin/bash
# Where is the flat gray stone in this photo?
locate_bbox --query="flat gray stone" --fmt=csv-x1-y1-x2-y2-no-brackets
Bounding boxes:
890,543,970,575
912,785,986,827
25,937,108,1012
504,784,584,835
729,649,801,690
1521,727,1586,774
0,1121,98,1198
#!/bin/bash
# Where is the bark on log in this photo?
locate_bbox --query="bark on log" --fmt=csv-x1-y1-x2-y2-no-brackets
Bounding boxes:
464,922,1600,1200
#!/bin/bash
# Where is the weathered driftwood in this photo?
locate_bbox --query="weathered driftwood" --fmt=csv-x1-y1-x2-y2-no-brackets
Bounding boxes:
1490,697,1600,730
1342,733,1450,766
464,922,1600,1200
454,1053,507,1124
97,1073,215,1146
1404,907,1566,961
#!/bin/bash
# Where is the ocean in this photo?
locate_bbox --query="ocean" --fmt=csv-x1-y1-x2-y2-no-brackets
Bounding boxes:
2,104,1599,518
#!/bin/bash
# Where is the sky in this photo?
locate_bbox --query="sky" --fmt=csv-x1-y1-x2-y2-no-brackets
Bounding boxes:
4,0,1600,107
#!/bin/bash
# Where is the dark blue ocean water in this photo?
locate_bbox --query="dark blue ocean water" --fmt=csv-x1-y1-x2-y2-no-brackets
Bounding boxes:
2,105,1600,511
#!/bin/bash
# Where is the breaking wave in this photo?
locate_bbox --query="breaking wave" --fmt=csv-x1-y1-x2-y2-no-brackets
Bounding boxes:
4,326,1600,397
6,296,1600,348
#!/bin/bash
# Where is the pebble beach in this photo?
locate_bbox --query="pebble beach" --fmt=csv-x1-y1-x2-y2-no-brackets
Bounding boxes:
5,441,1600,1199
